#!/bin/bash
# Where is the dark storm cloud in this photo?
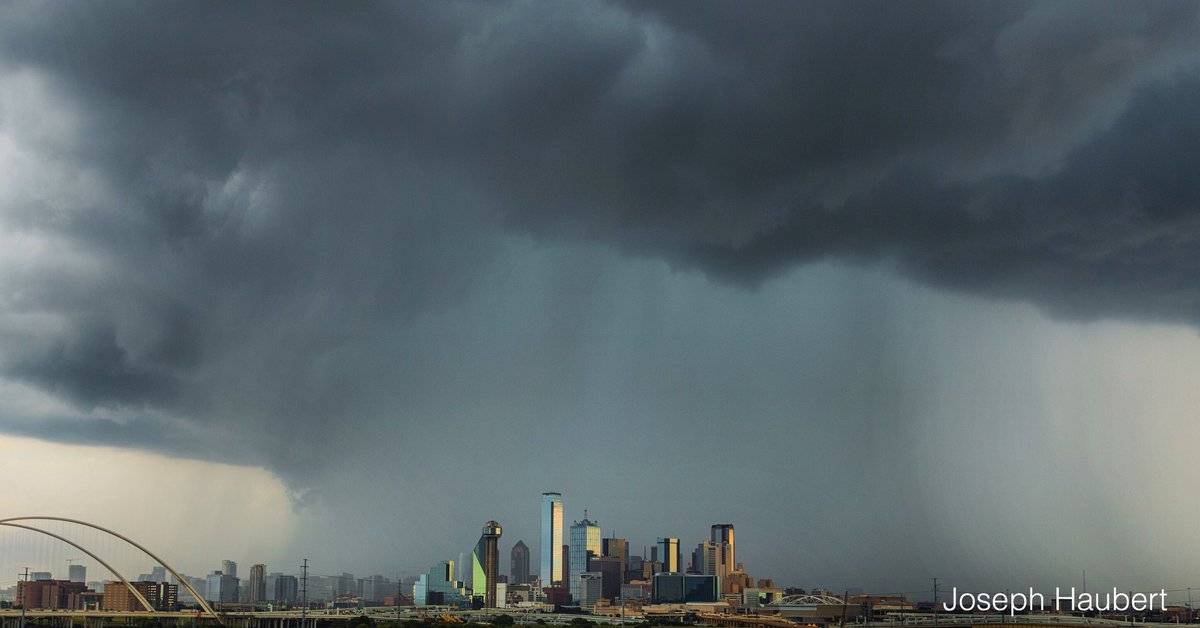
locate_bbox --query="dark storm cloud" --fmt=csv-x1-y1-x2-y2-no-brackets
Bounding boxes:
691,74,1200,320
8,320,181,408
2,1,1197,338
0,0,1192,441
2,0,1200,585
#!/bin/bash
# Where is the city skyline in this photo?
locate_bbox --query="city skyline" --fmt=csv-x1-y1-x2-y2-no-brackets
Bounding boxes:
0,507,758,609
3,0,1200,601
5,509,1200,613
0,494,762,595
0,507,840,613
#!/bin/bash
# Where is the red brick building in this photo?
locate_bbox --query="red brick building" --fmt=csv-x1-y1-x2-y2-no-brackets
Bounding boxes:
16,580,90,610
101,581,179,612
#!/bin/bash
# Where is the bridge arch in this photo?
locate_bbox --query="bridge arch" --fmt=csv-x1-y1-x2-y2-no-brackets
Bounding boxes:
0,521,154,612
0,516,222,623
770,593,848,605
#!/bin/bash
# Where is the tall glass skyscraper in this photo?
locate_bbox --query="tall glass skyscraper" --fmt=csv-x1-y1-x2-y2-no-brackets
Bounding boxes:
510,540,530,585
539,492,564,587
569,516,601,602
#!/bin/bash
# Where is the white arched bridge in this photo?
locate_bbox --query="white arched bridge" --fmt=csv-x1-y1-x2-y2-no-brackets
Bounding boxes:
0,516,222,623
769,594,847,606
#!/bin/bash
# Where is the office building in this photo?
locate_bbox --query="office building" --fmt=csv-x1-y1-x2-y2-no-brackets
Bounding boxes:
627,555,644,582
102,583,144,612
561,545,570,590
31,572,52,581
173,576,203,604
471,520,503,608
569,516,601,602
264,572,281,602
206,571,239,603
102,581,178,611
658,537,681,574
543,584,569,607
693,541,722,575
221,561,237,579
539,492,564,586
414,560,467,606
153,581,179,610
362,574,391,604
494,582,508,608
275,575,298,604
587,555,623,600
303,575,330,602
577,572,603,608
150,566,167,583
68,564,86,583
334,572,356,597
181,576,207,604
711,524,735,582
510,540,530,585
248,564,266,604
509,583,534,604
642,560,662,580
652,573,719,603
621,581,651,602
601,537,628,583
711,525,734,565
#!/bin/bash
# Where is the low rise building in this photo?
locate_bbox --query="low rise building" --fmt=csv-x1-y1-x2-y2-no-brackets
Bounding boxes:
621,581,651,602
17,580,90,610
578,572,603,608
652,573,719,604
413,560,468,606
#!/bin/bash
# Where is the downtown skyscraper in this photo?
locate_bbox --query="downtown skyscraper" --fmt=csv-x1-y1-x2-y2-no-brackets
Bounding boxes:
658,537,681,574
602,537,628,583
711,524,735,572
540,492,564,586
569,515,601,602
248,564,266,604
511,540,530,585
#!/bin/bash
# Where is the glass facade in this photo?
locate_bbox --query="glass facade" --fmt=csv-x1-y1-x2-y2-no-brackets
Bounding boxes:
539,493,563,586
415,560,467,606
511,540,530,585
652,573,720,603
569,518,601,602
658,537,681,573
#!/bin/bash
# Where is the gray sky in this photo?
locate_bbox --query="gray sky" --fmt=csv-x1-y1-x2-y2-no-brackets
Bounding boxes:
2,0,1200,597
